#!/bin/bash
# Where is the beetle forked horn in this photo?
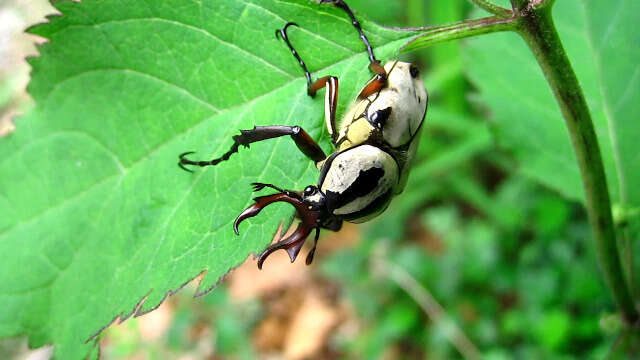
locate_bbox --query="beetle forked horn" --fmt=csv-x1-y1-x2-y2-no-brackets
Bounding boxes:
256,221,313,269
233,189,321,269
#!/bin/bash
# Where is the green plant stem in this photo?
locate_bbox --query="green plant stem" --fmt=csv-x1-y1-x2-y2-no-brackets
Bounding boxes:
468,0,512,18
400,16,518,53
513,3,639,325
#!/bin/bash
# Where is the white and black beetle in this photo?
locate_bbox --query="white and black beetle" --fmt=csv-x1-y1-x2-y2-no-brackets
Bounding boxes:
179,0,428,269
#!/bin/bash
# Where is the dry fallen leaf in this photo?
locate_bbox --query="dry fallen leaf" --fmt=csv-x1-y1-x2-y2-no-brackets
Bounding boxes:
229,250,311,301
137,298,173,341
283,289,340,360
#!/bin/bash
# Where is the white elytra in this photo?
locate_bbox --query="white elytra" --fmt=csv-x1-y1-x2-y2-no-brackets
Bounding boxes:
320,145,398,222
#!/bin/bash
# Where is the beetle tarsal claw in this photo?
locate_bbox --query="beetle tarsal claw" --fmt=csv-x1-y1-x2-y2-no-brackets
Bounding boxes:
178,151,196,172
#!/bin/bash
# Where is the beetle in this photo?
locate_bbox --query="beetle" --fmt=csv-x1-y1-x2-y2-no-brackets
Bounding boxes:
178,0,428,269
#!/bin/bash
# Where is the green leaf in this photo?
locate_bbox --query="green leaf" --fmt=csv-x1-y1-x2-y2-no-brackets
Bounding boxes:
0,0,418,358
608,330,640,360
533,309,571,351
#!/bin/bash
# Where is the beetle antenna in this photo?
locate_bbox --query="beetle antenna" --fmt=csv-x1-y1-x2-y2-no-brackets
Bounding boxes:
252,182,284,193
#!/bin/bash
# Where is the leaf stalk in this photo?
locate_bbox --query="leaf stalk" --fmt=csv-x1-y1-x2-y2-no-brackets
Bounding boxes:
400,16,519,53
512,3,639,325
468,0,512,18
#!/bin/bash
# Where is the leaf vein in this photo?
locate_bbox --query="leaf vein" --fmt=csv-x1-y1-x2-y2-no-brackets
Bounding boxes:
246,2,355,54
47,68,219,113
76,16,297,79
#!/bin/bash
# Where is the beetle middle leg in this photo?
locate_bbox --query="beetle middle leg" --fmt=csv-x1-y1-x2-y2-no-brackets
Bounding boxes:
179,125,326,171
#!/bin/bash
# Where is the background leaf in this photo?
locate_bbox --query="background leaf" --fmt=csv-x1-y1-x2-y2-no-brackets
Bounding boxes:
464,0,638,223
463,0,640,298
0,0,418,357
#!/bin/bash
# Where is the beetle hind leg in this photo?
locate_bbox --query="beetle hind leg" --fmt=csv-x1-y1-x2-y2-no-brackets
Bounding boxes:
275,23,341,139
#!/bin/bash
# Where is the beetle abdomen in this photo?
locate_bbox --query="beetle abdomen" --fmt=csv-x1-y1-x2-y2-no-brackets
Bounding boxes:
319,145,398,223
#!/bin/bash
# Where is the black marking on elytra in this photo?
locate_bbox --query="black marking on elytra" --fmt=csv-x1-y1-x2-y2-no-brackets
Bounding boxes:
326,166,385,211
368,107,391,130
339,188,393,221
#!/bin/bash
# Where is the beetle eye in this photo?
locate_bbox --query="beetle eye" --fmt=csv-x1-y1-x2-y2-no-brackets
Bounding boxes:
303,186,316,196
410,65,419,78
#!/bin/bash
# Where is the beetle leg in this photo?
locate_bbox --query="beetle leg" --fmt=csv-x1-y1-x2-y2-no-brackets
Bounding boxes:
276,22,314,93
305,227,321,265
275,23,340,140
357,65,387,99
320,0,376,63
318,0,388,98
319,0,382,67
309,76,339,142
178,125,326,171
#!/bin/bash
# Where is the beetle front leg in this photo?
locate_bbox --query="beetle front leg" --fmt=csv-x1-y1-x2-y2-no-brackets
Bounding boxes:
179,125,326,171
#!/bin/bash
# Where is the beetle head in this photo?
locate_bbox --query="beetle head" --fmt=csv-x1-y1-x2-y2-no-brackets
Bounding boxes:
233,183,337,269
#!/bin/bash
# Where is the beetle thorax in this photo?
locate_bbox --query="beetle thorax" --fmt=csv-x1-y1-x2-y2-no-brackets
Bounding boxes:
336,61,427,152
